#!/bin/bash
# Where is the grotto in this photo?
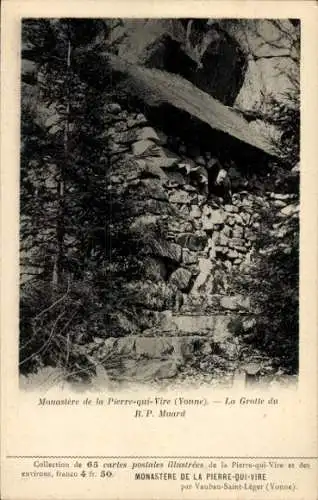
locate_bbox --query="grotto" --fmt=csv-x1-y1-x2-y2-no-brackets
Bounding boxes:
19,18,300,387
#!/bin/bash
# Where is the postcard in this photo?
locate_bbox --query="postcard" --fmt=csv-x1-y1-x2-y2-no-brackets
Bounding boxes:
1,1,317,499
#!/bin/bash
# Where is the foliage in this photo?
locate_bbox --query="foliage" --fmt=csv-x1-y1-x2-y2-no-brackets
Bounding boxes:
232,198,299,373
20,19,152,380
20,19,117,377
20,279,103,378
231,80,300,375
265,91,300,166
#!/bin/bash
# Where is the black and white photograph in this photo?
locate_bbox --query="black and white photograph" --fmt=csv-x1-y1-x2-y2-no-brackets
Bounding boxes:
20,18,300,389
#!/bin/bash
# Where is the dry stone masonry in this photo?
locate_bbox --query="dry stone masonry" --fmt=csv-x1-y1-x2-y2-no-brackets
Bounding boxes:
77,101,299,383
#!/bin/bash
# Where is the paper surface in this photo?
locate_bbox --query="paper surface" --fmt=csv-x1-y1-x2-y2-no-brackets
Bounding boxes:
1,1,318,499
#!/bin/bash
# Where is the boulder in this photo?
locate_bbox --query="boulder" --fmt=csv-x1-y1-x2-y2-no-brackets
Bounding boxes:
177,233,208,251
169,268,193,291
241,213,251,225
229,238,246,248
113,358,179,381
109,174,122,184
190,205,202,219
202,209,226,231
219,234,229,246
242,317,257,332
129,199,175,217
167,218,193,233
237,295,251,310
224,260,232,272
115,128,138,144
224,204,239,213
177,159,196,173
183,184,197,193
137,126,167,145
270,192,296,201
241,362,262,377
202,215,213,232
222,225,232,237
176,204,190,218
132,139,163,157
203,206,226,223
232,226,244,238
142,163,168,180
228,249,239,259
273,199,287,208
220,296,238,311
241,198,254,209
127,113,148,128
134,337,174,358
146,239,182,263
140,179,168,201
217,340,239,361
164,170,187,186
220,296,250,311
245,229,257,241
215,246,228,255
104,102,122,114
185,223,197,235
170,314,231,341
114,120,127,132
233,205,245,218
169,189,195,204
104,19,298,147
182,249,199,265
148,151,181,169
135,359,179,380
279,203,299,217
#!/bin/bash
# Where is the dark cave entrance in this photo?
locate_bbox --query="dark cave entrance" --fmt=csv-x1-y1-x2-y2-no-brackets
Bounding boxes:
137,102,284,196
145,27,247,106
194,33,247,106
144,103,272,173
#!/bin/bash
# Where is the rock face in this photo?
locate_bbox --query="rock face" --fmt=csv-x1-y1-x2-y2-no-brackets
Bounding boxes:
103,18,299,120
23,20,300,164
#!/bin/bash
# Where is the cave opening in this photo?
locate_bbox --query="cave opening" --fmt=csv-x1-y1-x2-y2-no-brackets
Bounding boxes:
145,26,247,106
194,30,247,106
144,102,272,176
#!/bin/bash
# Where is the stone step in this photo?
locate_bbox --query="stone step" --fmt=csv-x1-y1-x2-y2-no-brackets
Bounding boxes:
88,333,241,383
168,314,232,341
156,312,241,339
90,330,239,363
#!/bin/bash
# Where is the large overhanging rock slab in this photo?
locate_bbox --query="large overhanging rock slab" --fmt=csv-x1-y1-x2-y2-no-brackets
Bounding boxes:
103,19,299,119
101,54,281,158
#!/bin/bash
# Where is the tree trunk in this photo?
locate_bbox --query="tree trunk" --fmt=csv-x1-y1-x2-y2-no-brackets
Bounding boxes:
52,38,72,290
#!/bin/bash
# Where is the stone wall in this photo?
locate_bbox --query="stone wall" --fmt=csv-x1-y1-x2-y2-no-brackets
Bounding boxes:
20,97,299,382
102,101,298,340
